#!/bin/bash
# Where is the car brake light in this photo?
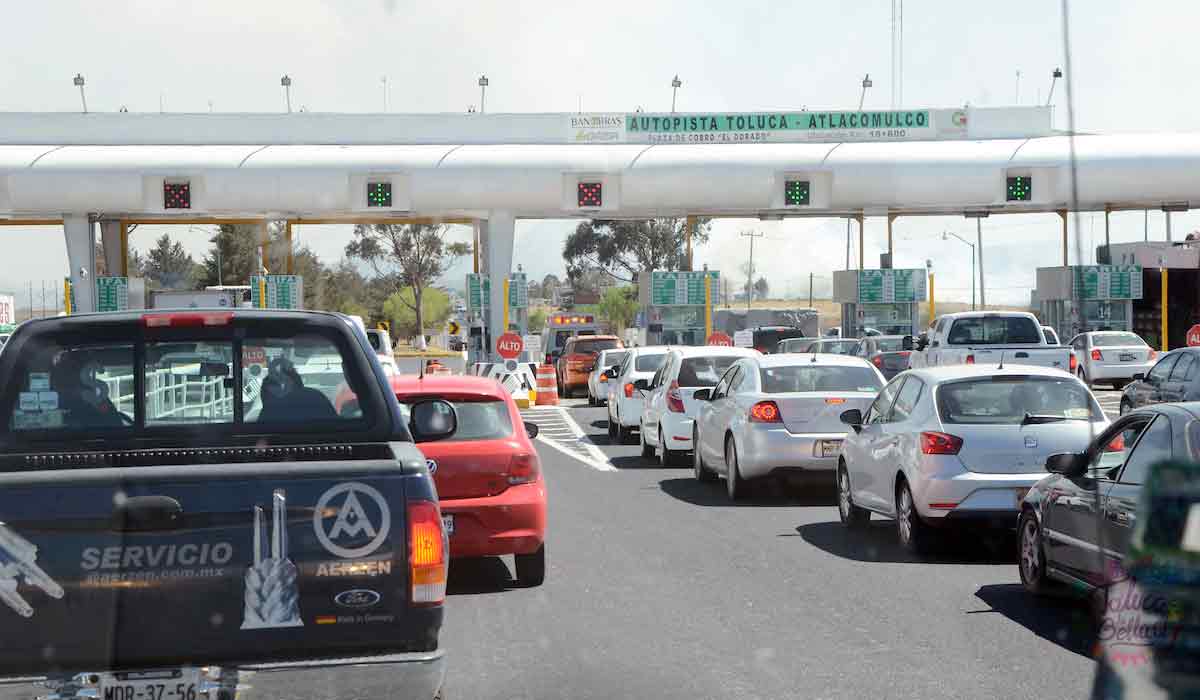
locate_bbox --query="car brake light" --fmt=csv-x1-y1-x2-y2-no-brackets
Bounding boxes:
508,452,540,485
624,382,635,398
898,351,911,358
920,431,963,455
545,353,553,365
965,354,975,364
825,398,846,404
142,311,233,328
1106,434,1125,452
1069,353,1078,372
666,381,686,413
928,502,959,510
408,500,447,606
1149,349,1158,360
749,400,781,423
755,346,768,354
872,356,884,368
1091,349,1103,361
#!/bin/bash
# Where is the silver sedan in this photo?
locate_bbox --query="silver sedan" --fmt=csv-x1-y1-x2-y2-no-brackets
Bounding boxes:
692,354,885,500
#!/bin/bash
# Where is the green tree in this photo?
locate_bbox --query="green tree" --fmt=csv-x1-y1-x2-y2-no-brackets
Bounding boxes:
382,286,452,339
198,224,262,289
346,223,471,347
598,286,639,334
143,234,200,289
528,308,548,333
563,218,712,283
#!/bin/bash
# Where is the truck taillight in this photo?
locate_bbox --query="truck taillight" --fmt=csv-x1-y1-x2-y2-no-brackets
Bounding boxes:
920,431,963,455
1069,353,1078,372
408,501,446,606
142,311,233,328
749,400,781,423
508,452,540,485
666,381,686,413
1091,349,1103,361
624,382,635,398
872,355,884,368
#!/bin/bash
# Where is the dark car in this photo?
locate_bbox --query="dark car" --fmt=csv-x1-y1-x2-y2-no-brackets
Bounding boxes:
852,335,912,379
1017,403,1195,597
1119,348,1197,415
750,326,809,354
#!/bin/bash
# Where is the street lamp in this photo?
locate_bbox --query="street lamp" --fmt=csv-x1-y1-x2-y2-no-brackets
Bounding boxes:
858,73,872,110
942,231,977,310
72,73,87,113
478,75,488,113
671,75,682,113
281,75,293,113
1046,67,1063,106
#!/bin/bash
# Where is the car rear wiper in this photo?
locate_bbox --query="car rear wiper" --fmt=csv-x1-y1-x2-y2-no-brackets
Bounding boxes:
1021,412,1070,425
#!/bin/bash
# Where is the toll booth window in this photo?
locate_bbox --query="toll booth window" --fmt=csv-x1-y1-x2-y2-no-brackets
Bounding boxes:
144,342,235,426
1006,176,1032,202
243,335,365,423
9,343,135,432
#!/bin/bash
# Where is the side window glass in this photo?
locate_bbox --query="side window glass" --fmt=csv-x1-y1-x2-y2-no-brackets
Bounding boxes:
1119,416,1171,485
1170,354,1195,382
1090,419,1151,472
1149,355,1179,382
245,335,355,424
866,377,903,425
727,367,746,394
890,377,923,423
711,366,735,399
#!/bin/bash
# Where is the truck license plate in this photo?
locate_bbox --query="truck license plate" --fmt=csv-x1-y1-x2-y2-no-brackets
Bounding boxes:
442,514,455,535
1119,353,1136,362
100,669,199,700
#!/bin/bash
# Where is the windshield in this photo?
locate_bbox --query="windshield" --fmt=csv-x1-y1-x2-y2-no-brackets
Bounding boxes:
678,355,741,387
758,365,883,393
807,340,859,355
873,337,905,352
936,376,1103,424
635,353,667,372
946,316,1042,345
1092,332,1147,347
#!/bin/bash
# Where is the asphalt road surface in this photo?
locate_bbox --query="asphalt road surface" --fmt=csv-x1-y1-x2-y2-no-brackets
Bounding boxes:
438,400,1101,700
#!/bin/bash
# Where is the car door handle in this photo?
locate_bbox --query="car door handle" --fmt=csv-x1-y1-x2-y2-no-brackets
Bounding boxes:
1107,510,1134,525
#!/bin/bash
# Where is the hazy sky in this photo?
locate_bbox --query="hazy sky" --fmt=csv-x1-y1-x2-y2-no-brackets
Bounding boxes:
3,0,1200,306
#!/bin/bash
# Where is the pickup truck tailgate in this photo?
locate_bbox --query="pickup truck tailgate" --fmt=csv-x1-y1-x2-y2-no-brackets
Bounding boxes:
0,455,437,676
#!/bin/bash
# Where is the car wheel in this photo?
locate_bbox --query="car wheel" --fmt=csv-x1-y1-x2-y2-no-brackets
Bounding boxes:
1119,398,1131,416
725,436,747,501
1076,367,1089,386
694,428,716,482
557,374,565,398
515,544,546,587
1018,509,1057,596
896,480,934,554
588,391,596,407
659,429,682,467
837,464,870,529
607,409,618,438
640,426,655,459
617,416,634,444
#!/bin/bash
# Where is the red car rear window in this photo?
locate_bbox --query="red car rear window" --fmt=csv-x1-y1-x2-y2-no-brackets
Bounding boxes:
399,398,512,441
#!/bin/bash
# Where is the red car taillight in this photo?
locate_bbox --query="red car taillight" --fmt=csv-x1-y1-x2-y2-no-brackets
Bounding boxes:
1091,349,1103,361
666,381,686,413
624,382,635,398
408,500,447,606
749,400,781,423
1069,353,1078,372
508,452,541,485
872,355,884,368
920,431,963,455
965,354,975,365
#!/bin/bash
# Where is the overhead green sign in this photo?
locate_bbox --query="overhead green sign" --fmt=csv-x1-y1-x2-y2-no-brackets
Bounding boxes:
857,269,926,303
250,275,303,310
1073,265,1143,300
650,271,720,306
96,277,129,313
466,273,528,310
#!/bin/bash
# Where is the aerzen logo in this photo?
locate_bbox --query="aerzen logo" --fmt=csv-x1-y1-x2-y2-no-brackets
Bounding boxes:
313,482,391,559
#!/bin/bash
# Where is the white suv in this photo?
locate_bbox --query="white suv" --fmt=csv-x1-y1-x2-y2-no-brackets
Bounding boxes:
606,346,670,444
639,346,759,465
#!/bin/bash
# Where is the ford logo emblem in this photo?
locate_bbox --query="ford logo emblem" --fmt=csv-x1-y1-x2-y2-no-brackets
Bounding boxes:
426,459,438,474
335,589,381,609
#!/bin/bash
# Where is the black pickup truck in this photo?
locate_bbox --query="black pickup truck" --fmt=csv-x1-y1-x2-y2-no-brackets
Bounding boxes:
0,309,456,700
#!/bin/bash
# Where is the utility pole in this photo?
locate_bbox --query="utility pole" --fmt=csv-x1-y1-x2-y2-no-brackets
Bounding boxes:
741,231,764,311
809,272,814,308
27,282,32,322
40,281,46,318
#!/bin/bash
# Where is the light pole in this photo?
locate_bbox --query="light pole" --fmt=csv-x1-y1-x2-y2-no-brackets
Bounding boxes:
1045,67,1062,106
381,75,389,112
671,75,682,113
942,231,976,310
858,74,872,110
281,75,293,113
478,75,488,113
1015,69,1022,104
72,73,87,113
740,230,764,310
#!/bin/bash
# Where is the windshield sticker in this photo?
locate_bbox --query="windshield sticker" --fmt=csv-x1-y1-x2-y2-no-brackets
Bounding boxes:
36,391,58,411
0,523,64,618
242,489,303,629
18,392,37,412
1064,407,1090,419
28,373,50,392
313,482,391,559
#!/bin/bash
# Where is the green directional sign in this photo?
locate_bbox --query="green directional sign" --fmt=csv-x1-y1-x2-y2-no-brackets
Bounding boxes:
250,275,303,310
650,271,720,306
858,270,885,303
466,273,528,310
508,272,528,309
1073,265,1143,300
857,269,926,303
96,277,129,313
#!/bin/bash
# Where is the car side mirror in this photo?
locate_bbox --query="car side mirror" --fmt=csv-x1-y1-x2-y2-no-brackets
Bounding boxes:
693,388,712,401
839,408,863,432
408,399,458,442
1132,372,1146,381
610,365,621,377
1045,452,1087,477
902,335,915,351
524,421,539,440
633,378,650,391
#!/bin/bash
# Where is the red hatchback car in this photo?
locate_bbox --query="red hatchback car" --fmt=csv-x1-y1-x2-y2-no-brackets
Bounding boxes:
391,374,547,586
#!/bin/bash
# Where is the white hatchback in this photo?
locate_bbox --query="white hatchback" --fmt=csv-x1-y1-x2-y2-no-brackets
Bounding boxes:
605,346,670,444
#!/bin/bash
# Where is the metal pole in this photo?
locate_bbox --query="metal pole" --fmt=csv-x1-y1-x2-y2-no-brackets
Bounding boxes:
285,221,295,275
1166,211,1173,242
1162,268,1169,351
858,218,864,271
1144,209,1149,241
809,272,814,308
704,275,712,340
977,218,986,309
685,215,695,271
40,281,45,318
845,218,851,270
1058,209,1069,267
1104,207,1111,263
747,236,754,311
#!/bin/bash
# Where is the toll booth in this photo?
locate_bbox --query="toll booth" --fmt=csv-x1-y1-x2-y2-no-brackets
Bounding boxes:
465,272,529,363
1035,266,1142,342
832,269,927,338
637,270,720,346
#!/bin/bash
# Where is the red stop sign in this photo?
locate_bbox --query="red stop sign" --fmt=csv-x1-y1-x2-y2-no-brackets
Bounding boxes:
1188,325,1200,347
496,332,524,359
706,332,734,347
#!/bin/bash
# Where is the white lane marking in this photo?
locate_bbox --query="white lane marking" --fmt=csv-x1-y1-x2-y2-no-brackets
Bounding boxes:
523,405,616,471
556,405,616,467
537,435,618,472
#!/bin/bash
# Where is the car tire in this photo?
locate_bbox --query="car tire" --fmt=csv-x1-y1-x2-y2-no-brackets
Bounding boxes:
837,464,871,529
515,544,546,587
694,428,716,482
725,436,747,501
1077,367,1089,386
640,426,655,459
659,429,683,467
1119,398,1132,416
1018,508,1057,596
896,480,934,554
607,409,618,439
588,391,596,407
557,374,565,398
618,419,634,444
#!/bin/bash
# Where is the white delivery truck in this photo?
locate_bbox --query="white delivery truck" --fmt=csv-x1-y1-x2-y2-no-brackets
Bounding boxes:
909,311,1074,372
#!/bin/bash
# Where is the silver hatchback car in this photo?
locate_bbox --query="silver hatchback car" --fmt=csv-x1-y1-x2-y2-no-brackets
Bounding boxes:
837,365,1109,553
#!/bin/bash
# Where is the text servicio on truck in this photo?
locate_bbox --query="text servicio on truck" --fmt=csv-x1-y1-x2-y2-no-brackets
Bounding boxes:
0,309,458,700
908,311,1074,372
540,313,601,365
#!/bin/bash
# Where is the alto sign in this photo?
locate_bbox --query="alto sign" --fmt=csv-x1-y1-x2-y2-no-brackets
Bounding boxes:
1187,324,1200,347
706,332,733,347
496,332,524,359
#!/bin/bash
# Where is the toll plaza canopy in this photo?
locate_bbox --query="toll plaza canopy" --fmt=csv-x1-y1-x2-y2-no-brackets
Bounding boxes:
2,105,1198,352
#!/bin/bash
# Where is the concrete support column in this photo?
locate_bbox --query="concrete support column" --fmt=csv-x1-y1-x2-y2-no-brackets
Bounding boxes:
485,211,515,361
63,215,96,313
98,220,123,277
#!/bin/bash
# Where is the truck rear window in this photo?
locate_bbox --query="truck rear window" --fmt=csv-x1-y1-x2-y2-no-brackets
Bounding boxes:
572,339,619,355
946,316,1041,345
936,376,1102,424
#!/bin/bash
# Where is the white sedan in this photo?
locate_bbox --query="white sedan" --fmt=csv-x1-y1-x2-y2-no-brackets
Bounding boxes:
837,365,1109,553
606,346,669,444
1069,330,1157,389
587,348,628,406
693,354,885,500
